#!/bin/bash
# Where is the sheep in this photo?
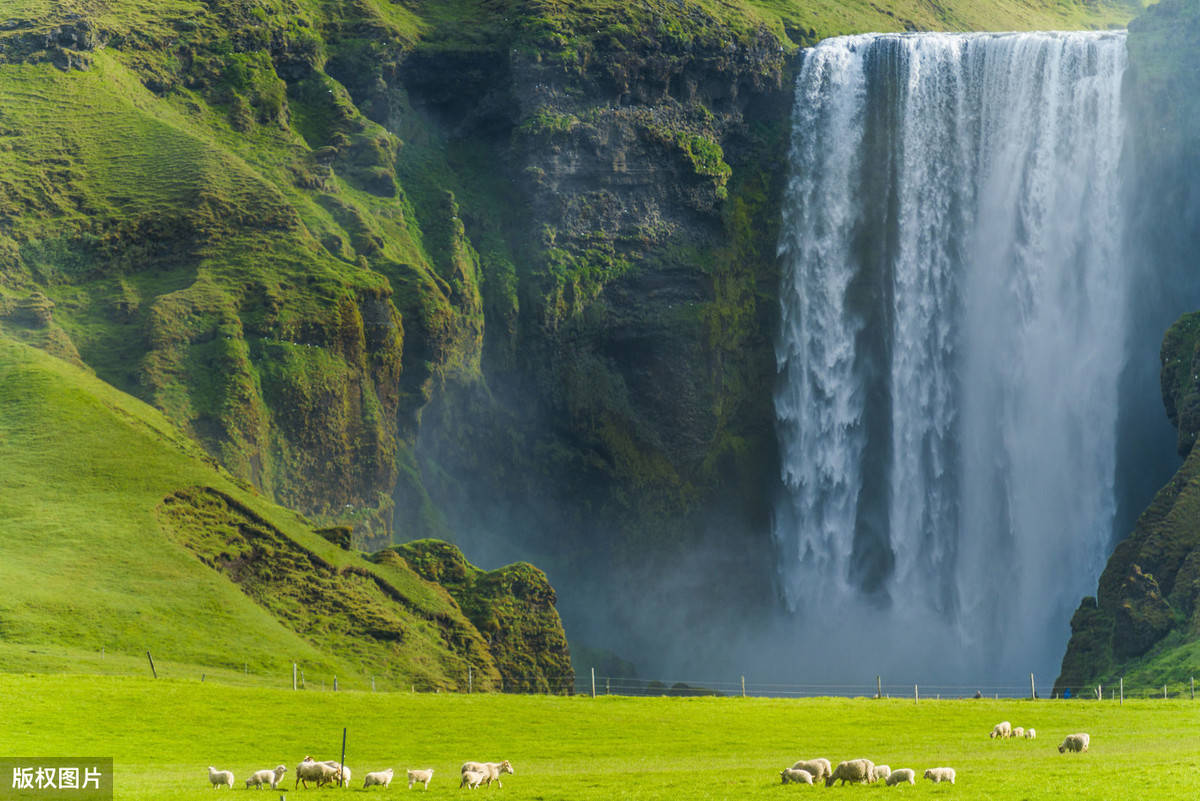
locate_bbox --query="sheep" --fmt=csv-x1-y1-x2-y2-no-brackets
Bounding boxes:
460,769,487,790
871,765,891,783
1058,733,1090,753
364,768,394,789
790,758,832,782
208,767,234,788
294,759,339,789
1025,728,1037,740
824,759,875,787
923,767,956,784
779,768,813,785
989,721,1012,739
1012,726,1025,739
245,766,287,789
321,761,352,787
885,769,916,786
460,761,513,788
408,769,434,790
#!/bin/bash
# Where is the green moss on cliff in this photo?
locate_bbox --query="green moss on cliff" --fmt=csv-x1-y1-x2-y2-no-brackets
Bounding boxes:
1161,312,1200,458
379,539,573,692
1057,312,1200,694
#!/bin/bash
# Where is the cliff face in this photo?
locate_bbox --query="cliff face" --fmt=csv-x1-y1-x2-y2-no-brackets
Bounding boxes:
1055,0,1200,694
2,0,1139,672
393,12,792,649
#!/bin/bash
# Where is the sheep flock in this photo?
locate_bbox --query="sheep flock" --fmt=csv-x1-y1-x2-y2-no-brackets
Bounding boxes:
773,721,1089,790
201,715,1091,793
204,756,510,791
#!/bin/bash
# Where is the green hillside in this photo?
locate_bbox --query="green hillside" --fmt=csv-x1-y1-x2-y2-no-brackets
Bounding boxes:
0,334,568,689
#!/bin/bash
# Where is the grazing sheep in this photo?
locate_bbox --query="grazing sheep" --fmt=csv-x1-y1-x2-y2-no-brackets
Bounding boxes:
871,765,891,783
779,768,813,785
460,761,513,788
1012,727,1025,738
886,769,916,786
245,766,287,789
295,759,339,789
824,759,875,787
791,758,832,783
989,721,1012,739
208,767,235,789
1058,733,1090,753
408,769,434,790
321,761,352,787
460,769,487,790
1025,728,1037,740
364,768,393,789
923,767,956,784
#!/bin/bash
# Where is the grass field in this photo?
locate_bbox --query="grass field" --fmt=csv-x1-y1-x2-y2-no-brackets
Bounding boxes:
1,674,1198,800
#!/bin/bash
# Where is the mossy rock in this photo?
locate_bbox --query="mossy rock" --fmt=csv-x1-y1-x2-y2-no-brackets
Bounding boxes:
381,539,572,692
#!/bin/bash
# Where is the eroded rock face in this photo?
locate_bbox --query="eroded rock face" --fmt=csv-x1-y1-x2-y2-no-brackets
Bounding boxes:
1112,565,1174,660
381,539,573,693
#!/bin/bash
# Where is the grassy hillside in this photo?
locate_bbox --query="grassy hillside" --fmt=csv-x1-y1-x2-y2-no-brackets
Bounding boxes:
0,334,567,689
1,673,1199,800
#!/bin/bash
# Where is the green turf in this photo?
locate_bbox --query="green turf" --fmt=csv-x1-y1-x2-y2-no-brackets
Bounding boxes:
0,673,1197,799
0,334,507,690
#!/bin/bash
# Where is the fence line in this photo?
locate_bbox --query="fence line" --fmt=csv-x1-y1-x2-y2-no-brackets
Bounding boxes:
65,647,1200,699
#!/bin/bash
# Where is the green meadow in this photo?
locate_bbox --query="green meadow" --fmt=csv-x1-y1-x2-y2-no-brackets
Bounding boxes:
1,674,1197,800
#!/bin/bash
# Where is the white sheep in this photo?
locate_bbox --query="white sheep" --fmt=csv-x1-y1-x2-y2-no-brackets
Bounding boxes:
924,767,956,784
460,769,487,790
790,758,832,782
408,769,434,789
825,759,875,786
871,764,891,783
364,768,393,789
295,758,338,789
989,721,1012,739
207,767,234,789
886,769,916,786
1012,726,1025,738
779,768,813,784
1058,733,1089,753
1025,728,1037,740
244,765,287,789
460,761,513,788
322,761,352,787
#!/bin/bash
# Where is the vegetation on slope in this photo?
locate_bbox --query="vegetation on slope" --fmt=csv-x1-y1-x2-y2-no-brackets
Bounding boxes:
0,334,566,689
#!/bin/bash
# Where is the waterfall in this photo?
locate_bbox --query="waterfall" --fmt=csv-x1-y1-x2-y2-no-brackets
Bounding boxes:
774,31,1127,682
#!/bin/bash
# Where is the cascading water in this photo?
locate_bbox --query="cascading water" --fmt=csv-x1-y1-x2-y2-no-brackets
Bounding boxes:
774,31,1128,683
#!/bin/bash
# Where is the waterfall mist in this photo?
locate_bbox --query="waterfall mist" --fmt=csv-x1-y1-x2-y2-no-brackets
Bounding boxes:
774,31,1129,684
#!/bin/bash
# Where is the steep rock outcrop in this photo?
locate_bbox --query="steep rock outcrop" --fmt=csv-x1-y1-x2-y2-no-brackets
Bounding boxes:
378,539,572,692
